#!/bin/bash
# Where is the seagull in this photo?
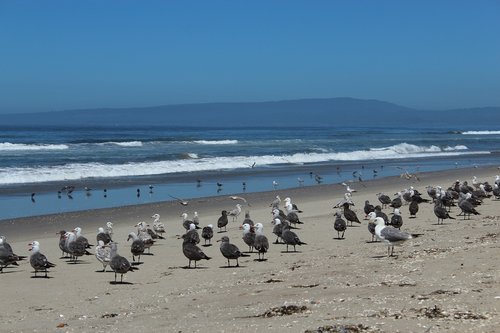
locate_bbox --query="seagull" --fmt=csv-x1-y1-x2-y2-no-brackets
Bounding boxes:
183,223,200,245
376,192,392,208
95,240,111,272
106,221,114,238
28,241,56,278
240,223,256,252
218,236,250,267
0,236,25,272
151,213,165,236
281,223,306,252
127,232,145,263
169,194,189,206
217,210,229,232
333,211,347,239
433,199,455,224
342,182,357,193
253,223,269,261
369,215,417,257
180,213,199,230
269,195,281,209
284,197,303,213
96,227,112,245
272,180,279,188
181,234,211,268
390,208,403,229
230,196,250,206
201,224,214,246
109,242,138,283
227,204,242,222
342,202,361,226
333,193,355,208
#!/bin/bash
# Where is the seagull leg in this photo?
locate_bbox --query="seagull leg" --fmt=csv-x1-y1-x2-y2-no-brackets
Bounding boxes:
236,258,239,267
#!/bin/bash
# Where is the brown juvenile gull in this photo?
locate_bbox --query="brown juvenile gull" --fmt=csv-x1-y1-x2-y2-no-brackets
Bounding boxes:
109,242,138,283
201,224,214,246
342,202,361,226
240,223,256,252
253,223,270,260
409,199,419,218
271,218,284,244
127,232,145,263
363,200,375,219
281,223,306,252
458,193,481,220
269,195,281,209
218,236,249,267
95,240,111,272
181,234,211,268
28,241,56,278
65,231,92,263
376,192,391,208
370,215,417,257
433,200,455,224
333,211,347,239
217,210,229,232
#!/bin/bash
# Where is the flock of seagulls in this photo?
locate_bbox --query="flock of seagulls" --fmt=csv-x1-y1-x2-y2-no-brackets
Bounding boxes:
332,174,498,257
2,173,498,284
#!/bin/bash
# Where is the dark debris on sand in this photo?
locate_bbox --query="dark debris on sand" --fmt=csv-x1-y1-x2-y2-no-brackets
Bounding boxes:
305,324,377,333
257,305,308,317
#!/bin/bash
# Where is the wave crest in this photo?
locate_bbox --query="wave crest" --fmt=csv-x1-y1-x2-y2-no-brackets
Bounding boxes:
462,130,500,135
0,142,69,151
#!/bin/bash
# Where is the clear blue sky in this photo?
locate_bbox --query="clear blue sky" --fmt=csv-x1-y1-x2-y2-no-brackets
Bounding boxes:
0,0,499,114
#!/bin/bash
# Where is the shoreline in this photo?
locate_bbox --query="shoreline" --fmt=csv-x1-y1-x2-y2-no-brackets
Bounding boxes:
1,166,497,240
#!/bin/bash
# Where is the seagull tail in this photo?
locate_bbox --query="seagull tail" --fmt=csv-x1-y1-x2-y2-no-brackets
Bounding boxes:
410,233,424,238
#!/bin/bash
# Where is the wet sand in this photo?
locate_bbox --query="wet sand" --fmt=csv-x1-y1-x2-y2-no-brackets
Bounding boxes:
0,167,499,332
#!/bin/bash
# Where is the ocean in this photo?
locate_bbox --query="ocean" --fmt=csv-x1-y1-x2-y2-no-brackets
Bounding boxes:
1,124,499,220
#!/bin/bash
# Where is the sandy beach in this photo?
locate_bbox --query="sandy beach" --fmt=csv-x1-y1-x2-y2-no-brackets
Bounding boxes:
1,166,499,332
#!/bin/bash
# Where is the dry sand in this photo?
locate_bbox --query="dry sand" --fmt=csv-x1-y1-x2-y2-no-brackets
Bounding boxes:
0,167,499,333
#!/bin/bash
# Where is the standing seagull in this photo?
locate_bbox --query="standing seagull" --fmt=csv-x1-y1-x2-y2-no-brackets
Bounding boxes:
376,193,392,208
201,224,214,246
95,240,111,272
109,242,138,283
227,204,242,222
218,236,249,267
370,215,417,257
253,223,269,261
281,223,306,252
333,211,347,239
342,202,361,226
434,200,455,224
217,210,229,232
409,199,419,218
181,234,211,268
127,232,145,263
241,223,256,252
28,241,56,278
390,208,403,229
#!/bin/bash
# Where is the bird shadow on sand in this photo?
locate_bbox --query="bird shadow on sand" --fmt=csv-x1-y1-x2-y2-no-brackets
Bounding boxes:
66,261,91,265
219,265,247,269
30,275,54,279
281,251,302,254
365,240,380,244
201,244,213,247
253,258,268,262
142,253,154,256
334,237,346,240
431,223,451,226
109,281,134,285
131,262,144,266
181,266,209,270
95,270,116,273
217,231,228,234
0,269,24,274
347,225,361,228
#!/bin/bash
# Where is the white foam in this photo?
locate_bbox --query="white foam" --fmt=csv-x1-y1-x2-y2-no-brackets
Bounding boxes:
0,142,69,151
191,140,238,145
462,130,500,135
0,143,487,185
101,141,143,147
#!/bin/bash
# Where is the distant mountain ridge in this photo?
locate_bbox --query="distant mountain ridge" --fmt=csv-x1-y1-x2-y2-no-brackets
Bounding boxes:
0,97,498,128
